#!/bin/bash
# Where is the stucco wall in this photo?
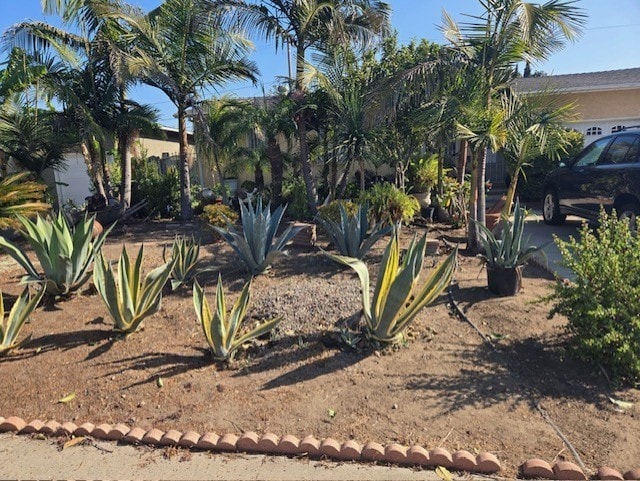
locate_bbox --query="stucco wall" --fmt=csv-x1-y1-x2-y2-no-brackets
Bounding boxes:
552,88,640,121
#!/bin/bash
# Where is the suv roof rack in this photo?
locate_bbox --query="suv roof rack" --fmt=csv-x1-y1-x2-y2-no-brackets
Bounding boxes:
621,125,640,131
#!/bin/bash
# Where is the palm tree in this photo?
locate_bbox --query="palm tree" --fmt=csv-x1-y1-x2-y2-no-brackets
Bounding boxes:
441,0,586,250
499,90,575,217
122,0,258,220
248,95,296,206
193,96,254,204
234,0,391,216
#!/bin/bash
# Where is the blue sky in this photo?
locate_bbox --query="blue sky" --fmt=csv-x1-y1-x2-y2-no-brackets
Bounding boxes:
1,0,639,127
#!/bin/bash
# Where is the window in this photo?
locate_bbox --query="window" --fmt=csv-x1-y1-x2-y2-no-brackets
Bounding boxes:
586,126,602,136
611,125,626,133
599,135,639,164
573,137,610,167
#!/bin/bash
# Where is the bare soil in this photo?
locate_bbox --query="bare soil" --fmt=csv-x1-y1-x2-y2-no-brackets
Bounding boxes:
0,220,638,477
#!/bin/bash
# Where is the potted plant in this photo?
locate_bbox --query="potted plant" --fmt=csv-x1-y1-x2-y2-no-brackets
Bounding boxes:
475,200,547,296
408,154,439,210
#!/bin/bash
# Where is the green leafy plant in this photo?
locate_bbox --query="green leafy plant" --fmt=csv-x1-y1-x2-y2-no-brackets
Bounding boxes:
163,236,205,290
0,286,44,356
325,233,457,344
475,200,547,268
213,196,301,275
93,246,175,335
408,154,439,192
316,202,392,259
317,200,359,226
193,276,282,361
0,172,50,230
360,182,419,226
201,203,238,240
0,213,112,296
549,208,640,382
281,177,311,220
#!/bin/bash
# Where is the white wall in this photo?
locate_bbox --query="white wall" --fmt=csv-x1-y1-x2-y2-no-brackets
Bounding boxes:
53,152,93,208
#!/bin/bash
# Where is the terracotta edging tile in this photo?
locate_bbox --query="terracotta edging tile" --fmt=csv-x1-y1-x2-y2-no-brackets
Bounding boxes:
339,440,361,461
179,431,201,448
60,422,77,436
277,434,300,455
452,450,477,471
319,438,341,458
407,445,429,465
257,433,279,452
107,423,130,441
553,461,586,480
159,429,182,446
91,423,112,440
624,468,640,480
74,423,95,437
299,435,321,457
384,443,408,464
361,441,385,461
196,432,219,450
237,431,260,452
216,433,238,451
598,466,624,480
521,458,554,479
41,420,62,436
122,427,146,444
476,452,501,474
20,419,44,435
429,447,453,468
0,416,26,433
141,428,164,445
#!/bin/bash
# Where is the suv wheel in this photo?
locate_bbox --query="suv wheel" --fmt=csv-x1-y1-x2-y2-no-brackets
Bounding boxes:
543,189,566,225
618,203,640,231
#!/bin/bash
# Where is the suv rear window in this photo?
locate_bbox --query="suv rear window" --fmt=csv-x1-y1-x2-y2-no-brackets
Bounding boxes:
599,135,640,165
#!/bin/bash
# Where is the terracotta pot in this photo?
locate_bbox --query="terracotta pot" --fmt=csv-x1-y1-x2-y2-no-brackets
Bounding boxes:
486,265,523,296
92,220,104,240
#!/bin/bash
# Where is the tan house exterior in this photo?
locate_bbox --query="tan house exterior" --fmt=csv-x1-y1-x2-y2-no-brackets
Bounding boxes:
512,67,640,142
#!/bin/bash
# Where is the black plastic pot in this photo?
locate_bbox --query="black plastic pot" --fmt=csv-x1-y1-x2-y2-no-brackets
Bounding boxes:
486,265,523,296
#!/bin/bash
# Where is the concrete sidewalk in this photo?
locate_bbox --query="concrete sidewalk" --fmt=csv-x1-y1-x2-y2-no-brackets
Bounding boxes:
0,434,495,480
523,209,585,280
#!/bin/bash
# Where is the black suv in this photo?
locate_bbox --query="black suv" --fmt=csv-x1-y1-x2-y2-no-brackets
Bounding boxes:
542,129,640,225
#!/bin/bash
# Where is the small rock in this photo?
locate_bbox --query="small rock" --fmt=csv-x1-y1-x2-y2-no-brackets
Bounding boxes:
392,404,398,410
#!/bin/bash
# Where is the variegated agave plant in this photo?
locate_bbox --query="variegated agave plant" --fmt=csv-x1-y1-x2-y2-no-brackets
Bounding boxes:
316,202,392,259
0,212,112,296
163,235,205,290
0,286,44,356
193,276,282,361
325,233,457,344
93,245,175,335
213,197,301,275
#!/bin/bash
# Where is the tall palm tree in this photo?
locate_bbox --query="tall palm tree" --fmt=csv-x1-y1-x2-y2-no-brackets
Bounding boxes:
441,0,586,250
194,96,253,204
122,0,258,220
248,95,296,206
234,0,391,215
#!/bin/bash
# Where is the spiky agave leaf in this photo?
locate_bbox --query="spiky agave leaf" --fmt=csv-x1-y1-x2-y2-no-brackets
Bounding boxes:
0,286,45,355
213,196,302,275
0,212,113,296
93,245,175,335
325,233,457,343
163,235,203,290
193,276,282,361
316,203,391,259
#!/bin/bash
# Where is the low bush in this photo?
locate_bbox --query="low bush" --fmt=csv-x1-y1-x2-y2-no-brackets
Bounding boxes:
359,182,419,226
549,209,640,383
201,203,238,237
282,177,311,220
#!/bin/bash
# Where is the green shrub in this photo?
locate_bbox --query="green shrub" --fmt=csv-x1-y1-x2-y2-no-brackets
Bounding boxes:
549,209,640,383
201,203,238,231
133,159,180,219
318,200,359,225
0,286,44,356
282,177,311,220
359,183,419,226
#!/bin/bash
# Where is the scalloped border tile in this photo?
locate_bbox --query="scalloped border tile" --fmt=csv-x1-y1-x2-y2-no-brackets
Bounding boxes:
5,413,636,479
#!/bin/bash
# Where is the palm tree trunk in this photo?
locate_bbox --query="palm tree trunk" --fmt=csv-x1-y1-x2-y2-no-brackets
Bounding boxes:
467,149,479,253
99,143,114,200
83,140,106,199
502,165,521,218
457,140,468,183
178,105,193,221
295,44,318,216
118,131,132,212
266,137,284,206
477,147,487,227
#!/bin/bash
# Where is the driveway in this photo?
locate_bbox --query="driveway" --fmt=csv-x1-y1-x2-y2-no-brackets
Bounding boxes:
523,209,585,280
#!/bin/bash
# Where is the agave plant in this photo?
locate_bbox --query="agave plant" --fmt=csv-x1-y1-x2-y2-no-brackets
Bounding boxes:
325,233,457,344
0,286,45,356
163,236,204,290
213,197,301,275
316,202,392,259
0,212,112,296
476,200,548,269
93,246,175,335
193,276,282,361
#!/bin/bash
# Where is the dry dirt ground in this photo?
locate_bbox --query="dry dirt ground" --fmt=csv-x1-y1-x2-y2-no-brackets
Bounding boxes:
0,220,638,477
